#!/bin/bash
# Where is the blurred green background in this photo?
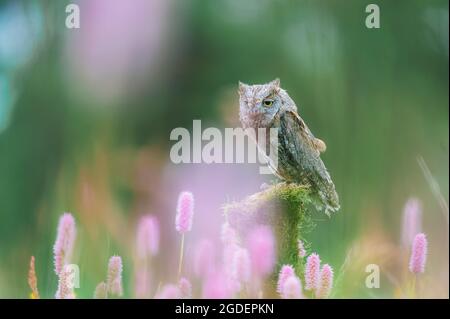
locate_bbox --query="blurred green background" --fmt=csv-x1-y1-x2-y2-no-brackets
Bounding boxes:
0,0,448,298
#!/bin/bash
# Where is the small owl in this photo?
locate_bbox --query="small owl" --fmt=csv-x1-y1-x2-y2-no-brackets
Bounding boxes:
238,78,340,214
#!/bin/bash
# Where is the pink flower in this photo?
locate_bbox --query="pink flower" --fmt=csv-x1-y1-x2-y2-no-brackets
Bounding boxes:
53,213,76,275
202,270,232,298
401,198,422,247
157,284,180,299
194,239,215,278
409,233,428,274
65,0,171,103
175,191,194,233
247,225,276,277
94,282,108,299
231,248,251,284
221,222,240,280
298,240,306,258
225,276,241,296
134,268,151,298
305,253,321,291
223,244,237,270
316,264,334,298
282,276,303,299
107,256,123,296
221,222,238,246
178,277,192,299
136,215,160,258
276,265,295,295
55,266,75,299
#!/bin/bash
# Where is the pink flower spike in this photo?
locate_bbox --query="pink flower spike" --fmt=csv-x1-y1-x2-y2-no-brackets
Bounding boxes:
107,256,123,296
317,264,334,299
94,282,108,299
276,265,295,295
247,225,276,277
136,215,160,258
223,243,239,278
175,191,194,233
134,268,151,298
282,276,303,299
409,233,428,274
401,198,422,247
194,239,216,278
55,266,75,299
305,253,321,291
297,240,306,258
157,284,180,299
221,222,238,246
231,248,251,284
178,277,192,299
53,213,76,275
202,270,232,299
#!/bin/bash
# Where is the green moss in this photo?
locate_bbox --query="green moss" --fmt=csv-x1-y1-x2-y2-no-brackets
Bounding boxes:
275,184,315,275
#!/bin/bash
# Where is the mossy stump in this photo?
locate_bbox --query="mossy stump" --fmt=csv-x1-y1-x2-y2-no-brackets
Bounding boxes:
222,182,313,270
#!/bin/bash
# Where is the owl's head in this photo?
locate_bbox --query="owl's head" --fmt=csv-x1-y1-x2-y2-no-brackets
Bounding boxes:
238,78,282,129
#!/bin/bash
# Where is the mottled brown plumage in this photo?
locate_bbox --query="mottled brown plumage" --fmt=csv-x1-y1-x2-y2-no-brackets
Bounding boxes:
238,79,339,214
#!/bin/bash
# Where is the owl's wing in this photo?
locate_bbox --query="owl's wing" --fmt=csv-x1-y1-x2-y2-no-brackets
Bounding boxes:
285,110,326,155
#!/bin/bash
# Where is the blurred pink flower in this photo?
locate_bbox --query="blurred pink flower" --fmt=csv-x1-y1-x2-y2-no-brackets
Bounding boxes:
276,265,295,295
281,276,303,299
401,198,422,247
232,248,251,284
107,256,123,296
94,282,108,299
66,0,171,104
222,222,240,282
223,244,237,270
194,239,216,278
298,240,306,258
202,270,232,299
178,277,192,299
316,264,334,298
225,276,241,296
409,233,428,274
53,213,76,275
176,191,194,233
157,284,180,299
134,268,151,298
136,215,160,258
221,222,239,246
55,266,75,299
305,253,321,291
247,225,276,277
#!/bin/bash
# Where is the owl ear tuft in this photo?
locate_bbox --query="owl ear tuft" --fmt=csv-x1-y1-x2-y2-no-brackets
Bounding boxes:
269,78,280,94
238,81,249,95
270,78,280,88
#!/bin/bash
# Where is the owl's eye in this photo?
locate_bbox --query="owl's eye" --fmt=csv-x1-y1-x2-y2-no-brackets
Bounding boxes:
263,99,274,107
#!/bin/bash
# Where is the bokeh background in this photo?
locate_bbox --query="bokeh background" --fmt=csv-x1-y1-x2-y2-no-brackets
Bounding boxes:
0,0,448,298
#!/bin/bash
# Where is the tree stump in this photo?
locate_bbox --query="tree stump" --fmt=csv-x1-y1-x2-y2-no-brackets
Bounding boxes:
222,182,314,271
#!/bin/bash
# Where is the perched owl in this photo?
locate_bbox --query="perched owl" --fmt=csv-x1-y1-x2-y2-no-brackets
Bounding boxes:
238,78,340,214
